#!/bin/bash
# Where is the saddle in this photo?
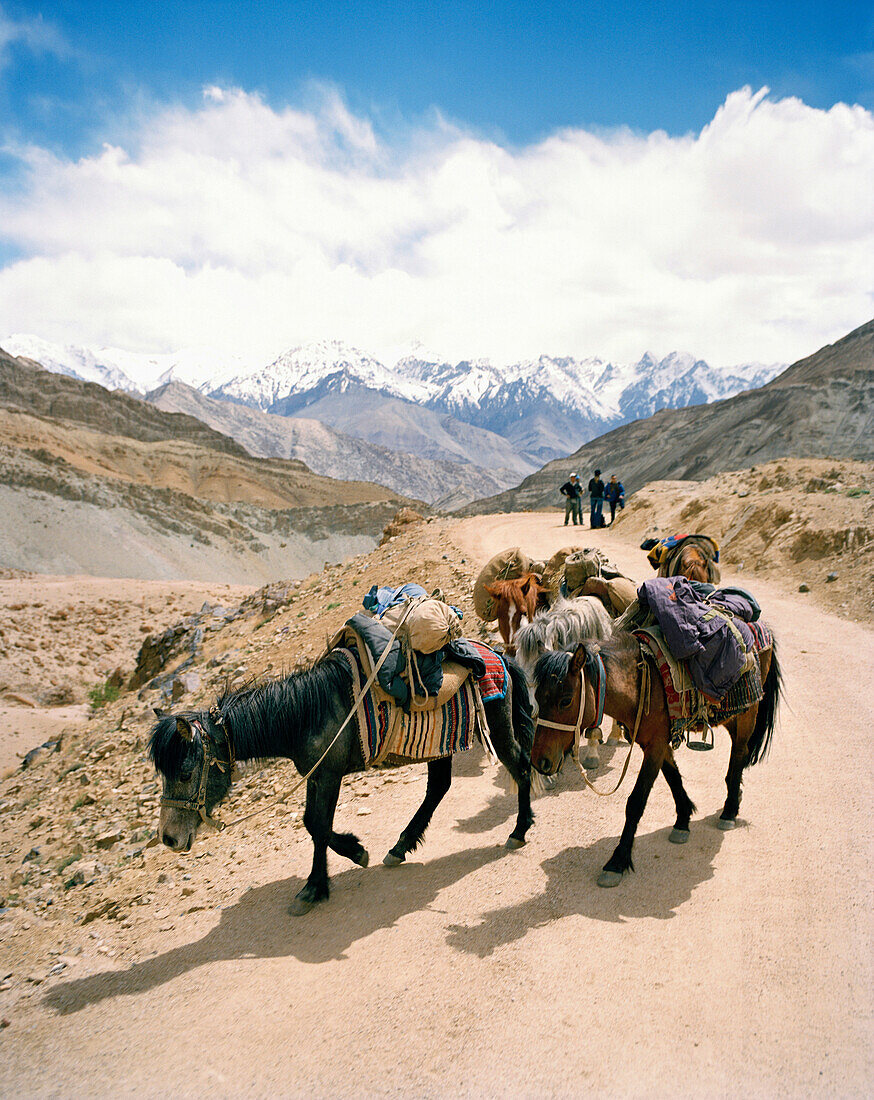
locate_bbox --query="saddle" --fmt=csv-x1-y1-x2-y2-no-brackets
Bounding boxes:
329,624,471,712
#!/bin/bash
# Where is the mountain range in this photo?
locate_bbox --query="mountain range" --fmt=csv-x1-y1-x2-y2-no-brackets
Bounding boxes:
2,334,783,469
462,318,874,514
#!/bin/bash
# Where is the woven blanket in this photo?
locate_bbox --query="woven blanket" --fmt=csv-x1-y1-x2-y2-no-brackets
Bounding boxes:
340,646,479,765
635,623,772,744
466,641,507,701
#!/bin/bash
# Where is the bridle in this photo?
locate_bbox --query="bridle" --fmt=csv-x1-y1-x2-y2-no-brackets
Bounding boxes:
160,707,235,830
536,652,606,765
536,649,651,797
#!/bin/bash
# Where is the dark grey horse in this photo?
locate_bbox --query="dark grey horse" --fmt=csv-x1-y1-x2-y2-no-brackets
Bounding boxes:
150,650,535,914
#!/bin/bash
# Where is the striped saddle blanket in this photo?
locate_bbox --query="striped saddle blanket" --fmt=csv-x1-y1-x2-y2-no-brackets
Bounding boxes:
635,621,772,743
340,645,494,765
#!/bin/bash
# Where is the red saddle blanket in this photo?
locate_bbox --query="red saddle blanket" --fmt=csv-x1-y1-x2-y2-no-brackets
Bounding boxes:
635,621,772,739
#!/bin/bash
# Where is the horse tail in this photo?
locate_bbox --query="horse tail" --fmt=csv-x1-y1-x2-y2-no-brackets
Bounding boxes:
747,636,782,766
503,655,535,757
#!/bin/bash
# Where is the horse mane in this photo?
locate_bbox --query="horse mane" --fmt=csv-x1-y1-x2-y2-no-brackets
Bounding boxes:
150,715,195,779
516,596,612,674
149,651,353,775
533,645,600,688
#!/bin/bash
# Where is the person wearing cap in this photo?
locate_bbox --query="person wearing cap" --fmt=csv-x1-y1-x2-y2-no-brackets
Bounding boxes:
605,474,625,524
587,468,606,527
559,472,584,525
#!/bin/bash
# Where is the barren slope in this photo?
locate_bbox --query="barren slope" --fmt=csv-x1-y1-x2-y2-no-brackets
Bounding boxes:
148,381,523,507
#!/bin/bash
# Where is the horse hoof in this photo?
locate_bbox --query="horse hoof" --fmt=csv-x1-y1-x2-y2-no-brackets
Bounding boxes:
505,836,526,850
355,850,369,868
669,828,690,845
542,774,557,791
583,756,600,771
606,736,622,745
288,895,314,916
716,817,737,831
383,852,405,867
598,870,623,888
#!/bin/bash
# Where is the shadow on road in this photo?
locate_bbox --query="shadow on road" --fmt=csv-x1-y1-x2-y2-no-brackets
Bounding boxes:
42,842,507,1016
446,820,727,957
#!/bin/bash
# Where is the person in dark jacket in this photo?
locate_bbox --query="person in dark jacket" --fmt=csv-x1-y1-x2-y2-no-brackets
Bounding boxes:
588,469,605,527
605,474,625,524
559,472,584,525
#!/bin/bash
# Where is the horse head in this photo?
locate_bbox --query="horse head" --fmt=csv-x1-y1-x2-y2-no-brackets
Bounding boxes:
149,708,235,851
676,546,710,583
531,645,591,775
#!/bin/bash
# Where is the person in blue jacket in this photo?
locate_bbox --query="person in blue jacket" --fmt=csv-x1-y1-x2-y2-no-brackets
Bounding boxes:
605,474,625,525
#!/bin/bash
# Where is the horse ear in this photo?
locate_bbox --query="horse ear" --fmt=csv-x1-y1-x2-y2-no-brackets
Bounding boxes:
153,707,166,718
569,644,587,676
176,717,194,741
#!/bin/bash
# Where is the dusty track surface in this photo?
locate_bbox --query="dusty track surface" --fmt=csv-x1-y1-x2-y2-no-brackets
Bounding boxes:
2,514,873,1097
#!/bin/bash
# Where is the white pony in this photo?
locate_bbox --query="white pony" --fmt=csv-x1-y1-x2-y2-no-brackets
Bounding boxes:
515,595,618,770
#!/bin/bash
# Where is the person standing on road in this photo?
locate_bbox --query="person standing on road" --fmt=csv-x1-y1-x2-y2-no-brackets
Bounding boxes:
559,472,584,526
588,468,605,528
605,474,625,524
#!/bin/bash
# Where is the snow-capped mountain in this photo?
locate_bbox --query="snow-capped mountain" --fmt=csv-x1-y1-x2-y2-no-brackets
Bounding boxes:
1,334,254,395
218,340,431,410
3,331,784,465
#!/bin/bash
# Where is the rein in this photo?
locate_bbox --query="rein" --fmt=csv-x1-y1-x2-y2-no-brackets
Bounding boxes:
159,712,235,829
160,599,419,833
537,648,651,797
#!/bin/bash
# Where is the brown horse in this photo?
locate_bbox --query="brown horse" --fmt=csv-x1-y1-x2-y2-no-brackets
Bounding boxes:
666,542,715,583
530,631,781,887
647,534,721,584
484,572,550,654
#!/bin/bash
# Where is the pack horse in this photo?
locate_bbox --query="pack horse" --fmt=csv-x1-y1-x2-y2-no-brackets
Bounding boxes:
531,623,782,887
150,648,537,914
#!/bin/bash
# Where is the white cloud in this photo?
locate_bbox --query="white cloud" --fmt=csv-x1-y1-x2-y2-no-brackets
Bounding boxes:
0,83,872,366
0,3,69,70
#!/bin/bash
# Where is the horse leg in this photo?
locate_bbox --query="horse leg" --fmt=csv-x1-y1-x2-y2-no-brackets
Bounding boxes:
719,710,755,830
383,757,453,866
290,767,344,915
495,603,512,651
599,741,665,887
661,748,697,844
582,730,601,770
486,671,535,849
606,719,625,744
328,827,369,868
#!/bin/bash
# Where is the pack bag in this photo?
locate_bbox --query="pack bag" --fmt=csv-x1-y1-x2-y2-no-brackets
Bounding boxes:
473,547,538,621
563,547,624,595
380,596,463,654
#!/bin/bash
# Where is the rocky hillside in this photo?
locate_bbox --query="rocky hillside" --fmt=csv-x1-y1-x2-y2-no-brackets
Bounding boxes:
463,319,874,512
147,380,522,507
0,349,424,582
0,349,248,457
611,457,874,623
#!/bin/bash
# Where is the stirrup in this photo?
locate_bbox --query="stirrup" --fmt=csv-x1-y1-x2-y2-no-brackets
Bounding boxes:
687,726,715,752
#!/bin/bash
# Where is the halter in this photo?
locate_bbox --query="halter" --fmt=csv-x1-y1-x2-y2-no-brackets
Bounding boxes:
536,652,606,764
160,709,235,830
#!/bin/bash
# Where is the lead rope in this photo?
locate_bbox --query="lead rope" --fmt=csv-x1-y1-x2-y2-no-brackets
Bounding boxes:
213,599,421,833
537,650,651,798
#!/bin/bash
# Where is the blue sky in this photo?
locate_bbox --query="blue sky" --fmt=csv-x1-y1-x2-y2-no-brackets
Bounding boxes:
3,1,872,156
0,1,872,368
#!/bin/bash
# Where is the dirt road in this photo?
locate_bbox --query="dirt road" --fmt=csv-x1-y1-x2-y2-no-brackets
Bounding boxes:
3,514,872,1097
